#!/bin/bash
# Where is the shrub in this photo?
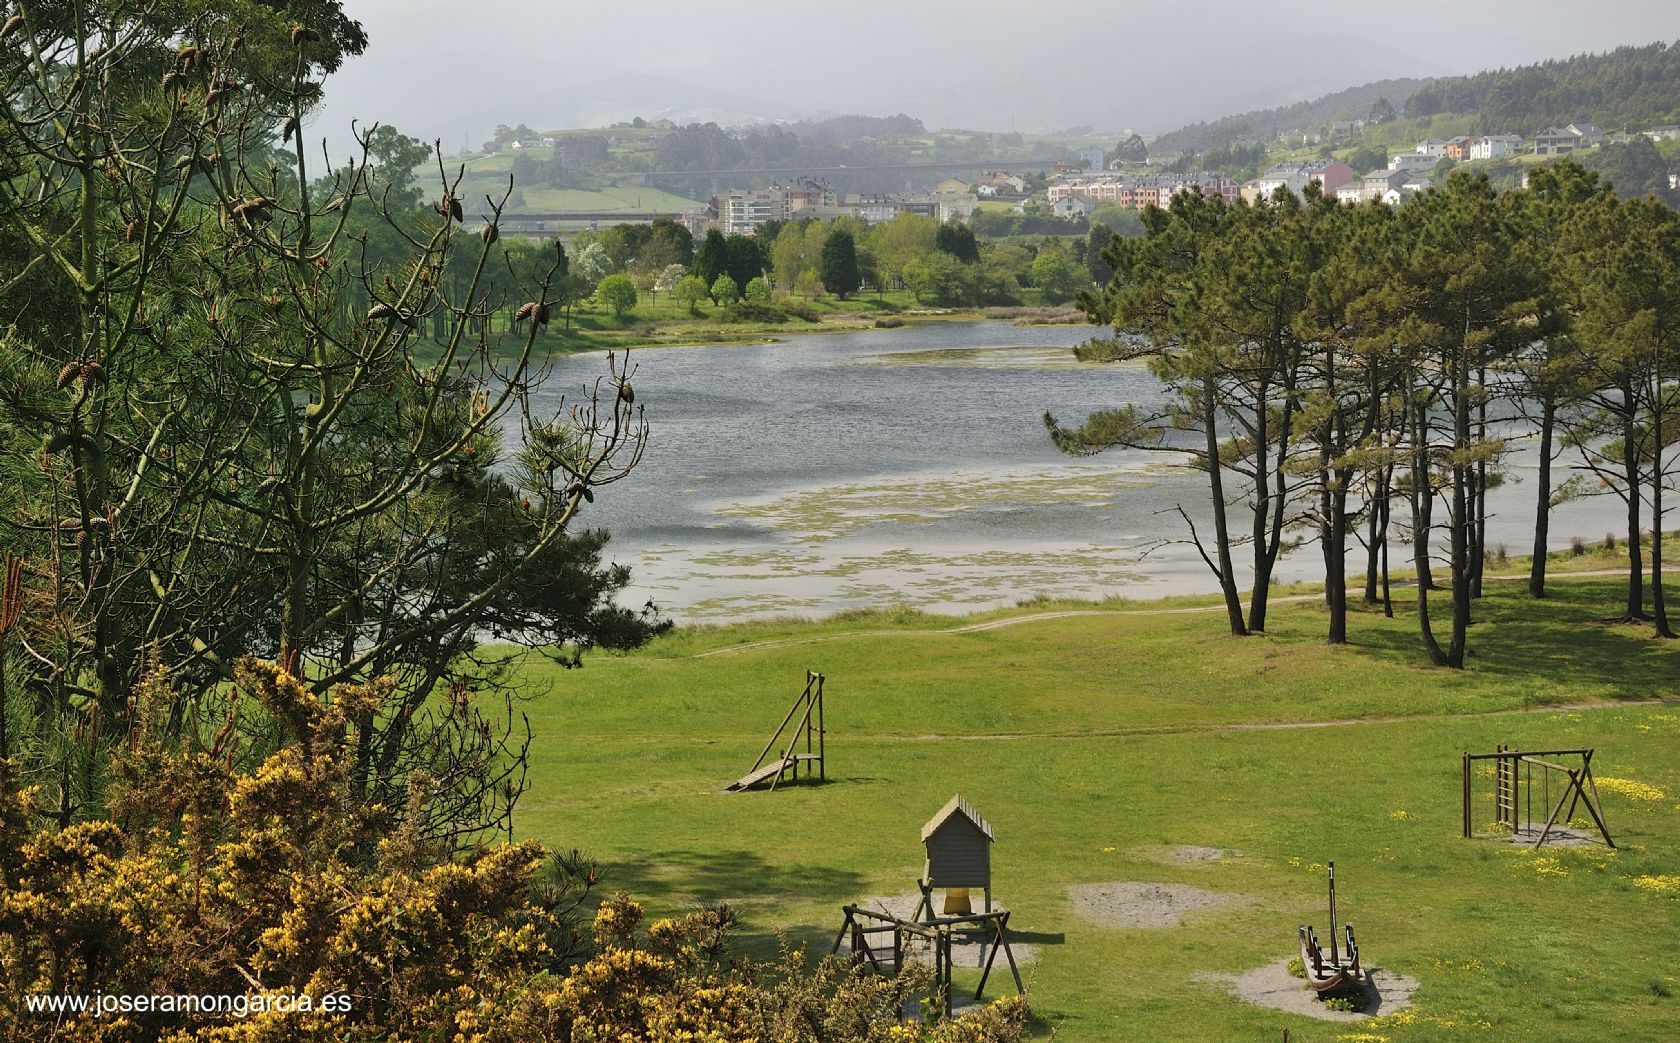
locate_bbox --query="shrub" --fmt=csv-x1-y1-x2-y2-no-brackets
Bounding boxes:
775,297,823,322
595,273,638,318
716,301,789,324
1323,989,1370,1013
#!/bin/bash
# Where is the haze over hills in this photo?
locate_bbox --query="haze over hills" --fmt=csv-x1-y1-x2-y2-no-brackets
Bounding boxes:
1149,78,1433,154
313,0,1678,157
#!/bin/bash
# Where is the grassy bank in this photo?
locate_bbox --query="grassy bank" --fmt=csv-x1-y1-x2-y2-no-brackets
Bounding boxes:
512,575,1680,1040
447,290,1006,358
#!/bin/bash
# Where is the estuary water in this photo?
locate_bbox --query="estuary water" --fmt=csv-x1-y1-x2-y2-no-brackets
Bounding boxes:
534,321,1628,623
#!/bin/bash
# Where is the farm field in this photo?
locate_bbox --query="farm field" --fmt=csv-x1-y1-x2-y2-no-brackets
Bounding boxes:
514,576,1680,1040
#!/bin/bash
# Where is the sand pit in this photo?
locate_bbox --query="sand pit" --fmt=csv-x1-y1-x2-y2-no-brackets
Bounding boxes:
1169,845,1243,863
1506,822,1603,848
838,893,1038,968
1068,881,1249,928
1198,956,1418,1021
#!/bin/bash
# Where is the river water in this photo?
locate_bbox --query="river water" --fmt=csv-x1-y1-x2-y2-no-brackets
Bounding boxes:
533,321,1628,622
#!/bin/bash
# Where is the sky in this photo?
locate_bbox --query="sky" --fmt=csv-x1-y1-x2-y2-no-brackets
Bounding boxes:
310,0,1679,154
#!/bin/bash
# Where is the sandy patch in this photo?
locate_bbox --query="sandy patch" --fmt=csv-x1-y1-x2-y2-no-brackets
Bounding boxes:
1507,822,1603,848
1135,844,1247,864
1068,881,1249,928
1198,956,1419,1021
838,893,1037,968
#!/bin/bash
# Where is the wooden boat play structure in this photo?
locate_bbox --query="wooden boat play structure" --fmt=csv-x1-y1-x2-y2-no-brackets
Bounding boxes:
1297,862,1368,998
726,670,825,791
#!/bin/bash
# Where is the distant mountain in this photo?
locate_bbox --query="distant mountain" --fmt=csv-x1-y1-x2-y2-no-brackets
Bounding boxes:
1149,40,1680,157
1403,41,1680,134
1149,78,1431,154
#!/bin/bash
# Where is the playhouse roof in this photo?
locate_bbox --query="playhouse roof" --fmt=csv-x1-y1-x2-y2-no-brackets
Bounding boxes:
921,794,994,842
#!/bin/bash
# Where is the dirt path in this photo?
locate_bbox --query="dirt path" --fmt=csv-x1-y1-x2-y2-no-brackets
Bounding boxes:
681,568,1650,660
843,695,1677,744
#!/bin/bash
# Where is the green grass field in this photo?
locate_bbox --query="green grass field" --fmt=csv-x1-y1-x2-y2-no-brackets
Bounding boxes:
510,575,1680,1040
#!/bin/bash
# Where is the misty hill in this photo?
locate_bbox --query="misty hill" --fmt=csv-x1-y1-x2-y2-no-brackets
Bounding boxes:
1149,78,1430,153
1403,40,1680,133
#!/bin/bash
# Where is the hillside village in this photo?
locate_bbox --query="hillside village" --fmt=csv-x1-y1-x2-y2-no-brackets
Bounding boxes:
642,121,1680,239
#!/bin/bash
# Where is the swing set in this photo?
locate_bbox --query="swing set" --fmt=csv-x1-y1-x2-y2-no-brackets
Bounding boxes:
1461,745,1614,849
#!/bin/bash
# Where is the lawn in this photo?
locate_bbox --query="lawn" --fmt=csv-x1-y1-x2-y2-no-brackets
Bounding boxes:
509,576,1680,1040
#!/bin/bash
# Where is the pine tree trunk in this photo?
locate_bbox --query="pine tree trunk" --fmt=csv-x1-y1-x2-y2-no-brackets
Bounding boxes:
1379,469,1394,618
1412,396,1448,665
1203,381,1249,637
1364,477,1381,604
1249,383,1273,632
1623,411,1647,621
1326,480,1349,645
1652,368,1674,638
1447,358,1471,670
1529,398,1555,598
1471,382,1488,598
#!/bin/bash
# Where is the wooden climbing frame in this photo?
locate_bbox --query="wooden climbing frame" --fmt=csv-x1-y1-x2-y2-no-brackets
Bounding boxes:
1462,746,1614,848
830,904,1024,1018
726,670,825,792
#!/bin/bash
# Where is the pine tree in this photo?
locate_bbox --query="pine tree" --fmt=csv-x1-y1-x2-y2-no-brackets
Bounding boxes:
820,229,861,300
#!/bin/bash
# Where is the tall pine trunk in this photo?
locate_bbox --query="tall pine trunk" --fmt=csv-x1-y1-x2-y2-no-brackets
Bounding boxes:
1529,397,1556,597
1447,352,1472,669
1364,478,1382,604
1652,366,1674,638
1203,379,1248,636
1622,410,1647,621
1379,468,1394,618
1411,391,1448,665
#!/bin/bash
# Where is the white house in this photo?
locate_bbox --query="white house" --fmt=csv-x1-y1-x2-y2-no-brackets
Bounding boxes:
1336,182,1366,205
1416,139,1450,158
1075,146,1106,172
1382,177,1431,205
1565,123,1606,146
937,193,979,224
1389,153,1436,171
1052,194,1096,220
1470,135,1524,160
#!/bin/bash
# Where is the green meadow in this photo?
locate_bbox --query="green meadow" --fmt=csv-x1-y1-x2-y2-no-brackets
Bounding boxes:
512,575,1680,1040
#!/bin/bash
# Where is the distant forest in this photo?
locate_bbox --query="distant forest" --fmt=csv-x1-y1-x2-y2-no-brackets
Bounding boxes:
1404,41,1680,133
1149,78,1429,154
650,114,1032,172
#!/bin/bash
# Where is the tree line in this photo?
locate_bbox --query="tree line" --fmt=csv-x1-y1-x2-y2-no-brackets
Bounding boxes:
1047,164,1678,665
1404,41,1680,133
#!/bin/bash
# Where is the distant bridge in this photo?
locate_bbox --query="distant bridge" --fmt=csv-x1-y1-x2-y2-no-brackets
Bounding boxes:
632,157,1067,181
502,212,678,224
